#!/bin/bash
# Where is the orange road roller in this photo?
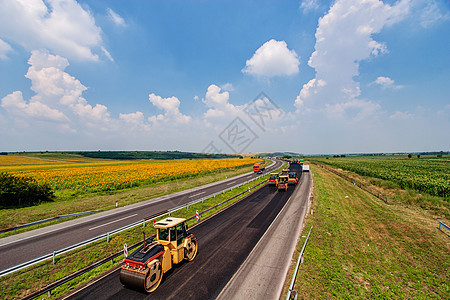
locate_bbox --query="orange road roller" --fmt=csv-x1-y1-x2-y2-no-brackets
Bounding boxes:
120,217,198,293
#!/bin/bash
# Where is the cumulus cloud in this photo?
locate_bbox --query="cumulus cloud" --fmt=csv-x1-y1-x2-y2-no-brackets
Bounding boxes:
120,111,151,131
1,50,122,131
0,38,12,59
1,90,68,122
0,0,107,61
295,0,409,119
242,39,300,77
148,93,191,124
370,76,403,89
107,8,126,27
202,84,241,118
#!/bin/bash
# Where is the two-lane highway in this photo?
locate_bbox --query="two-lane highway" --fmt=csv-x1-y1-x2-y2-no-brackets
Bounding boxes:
0,160,282,271
66,163,308,300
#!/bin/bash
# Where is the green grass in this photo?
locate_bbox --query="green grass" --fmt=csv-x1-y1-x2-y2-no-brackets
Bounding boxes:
0,163,256,235
285,164,449,299
0,163,285,299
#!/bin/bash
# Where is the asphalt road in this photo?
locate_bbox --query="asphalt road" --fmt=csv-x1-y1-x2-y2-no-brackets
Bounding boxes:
66,163,303,300
0,160,282,271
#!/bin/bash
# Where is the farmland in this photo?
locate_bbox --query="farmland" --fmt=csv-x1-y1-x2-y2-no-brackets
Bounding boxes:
0,156,258,193
308,156,449,198
288,164,449,299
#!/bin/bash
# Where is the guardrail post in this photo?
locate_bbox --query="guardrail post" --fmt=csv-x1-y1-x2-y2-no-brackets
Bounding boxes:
107,232,110,243
52,251,55,265
142,220,145,227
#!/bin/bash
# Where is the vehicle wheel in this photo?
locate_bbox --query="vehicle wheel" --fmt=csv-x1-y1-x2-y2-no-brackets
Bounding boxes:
185,238,198,261
145,259,162,293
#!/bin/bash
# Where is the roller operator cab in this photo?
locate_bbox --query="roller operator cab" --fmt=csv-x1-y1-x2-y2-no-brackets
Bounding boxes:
288,172,298,185
120,217,198,293
277,175,289,191
268,172,279,186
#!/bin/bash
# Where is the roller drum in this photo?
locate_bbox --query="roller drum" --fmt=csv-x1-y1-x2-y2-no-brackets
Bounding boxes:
119,268,147,291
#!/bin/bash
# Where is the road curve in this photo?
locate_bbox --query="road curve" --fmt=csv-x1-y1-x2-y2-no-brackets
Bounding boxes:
0,160,282,271
65,163,305,300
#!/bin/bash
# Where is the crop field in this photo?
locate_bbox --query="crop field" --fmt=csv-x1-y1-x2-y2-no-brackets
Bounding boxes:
0,156,258,193
288,164,449,299
309,156,449,198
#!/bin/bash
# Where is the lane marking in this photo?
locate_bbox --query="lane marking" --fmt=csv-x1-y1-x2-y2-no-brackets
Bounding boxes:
189,191,205,198
88,214,138,231
227,181,236,186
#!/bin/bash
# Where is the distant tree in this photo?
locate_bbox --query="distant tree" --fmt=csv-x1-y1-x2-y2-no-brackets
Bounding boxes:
417,154,420,159
408,154,412,158
0,173,54,207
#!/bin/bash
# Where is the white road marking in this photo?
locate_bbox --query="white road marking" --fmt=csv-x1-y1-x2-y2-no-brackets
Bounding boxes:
88,214,138,231
227,181,237,185
189,191,205,198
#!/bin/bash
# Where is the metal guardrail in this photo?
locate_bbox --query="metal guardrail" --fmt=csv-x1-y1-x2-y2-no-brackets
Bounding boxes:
439,221,449,234
0,210,102,234
286,226,313,300
17,174,272,299
0,169,273,278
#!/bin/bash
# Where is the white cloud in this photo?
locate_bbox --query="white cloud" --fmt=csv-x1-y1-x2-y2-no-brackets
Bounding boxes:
0,0,107,61
300,0,320,12
120,111,151,131
242,39,300,77
148,93,191,124
1,50,118,130
101,46,114,62
220,83,234,92
389,111,415,120
295,0,409,119
415,0,450,28
1,90,67,122
370,76,403,89
107,8,126,27
0,38,12,59
202,84,240,118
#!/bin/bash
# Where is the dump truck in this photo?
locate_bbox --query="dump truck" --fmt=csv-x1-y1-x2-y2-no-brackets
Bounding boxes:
268,172,279,186
253,162,266,173
277,175,289,191
288,172,298,185
120,217,198,293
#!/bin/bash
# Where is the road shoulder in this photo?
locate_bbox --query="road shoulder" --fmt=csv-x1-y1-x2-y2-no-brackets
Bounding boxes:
217,172,312,300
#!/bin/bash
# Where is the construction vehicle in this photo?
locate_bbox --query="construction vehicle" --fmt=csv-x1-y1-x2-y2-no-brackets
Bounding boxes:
288,172,298,185
253,162,266,173
120,217,198,293
302,165,310,172
281,168,289,176
277,175,289,191
299,159,304,165
268,172,279,186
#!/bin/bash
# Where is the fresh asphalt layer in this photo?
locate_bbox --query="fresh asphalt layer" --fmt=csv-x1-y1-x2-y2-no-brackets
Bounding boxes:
218,167,312,300
64,164,310,300
0,160,282,271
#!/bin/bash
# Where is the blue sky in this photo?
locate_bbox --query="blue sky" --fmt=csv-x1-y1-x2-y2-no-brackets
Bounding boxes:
0,0,449,154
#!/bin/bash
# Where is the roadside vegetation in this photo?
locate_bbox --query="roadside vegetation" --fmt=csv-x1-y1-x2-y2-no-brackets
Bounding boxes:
0,155,258,232
309,155,449,198
0,163,283,299
286,163,449,299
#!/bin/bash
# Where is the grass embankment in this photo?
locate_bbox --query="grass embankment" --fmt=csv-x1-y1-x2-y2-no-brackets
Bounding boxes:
0,164,283,299
287,164,449,299
0,163,255,236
